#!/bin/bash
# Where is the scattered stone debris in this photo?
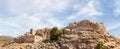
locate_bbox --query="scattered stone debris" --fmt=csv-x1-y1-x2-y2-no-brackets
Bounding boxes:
1,19,120,49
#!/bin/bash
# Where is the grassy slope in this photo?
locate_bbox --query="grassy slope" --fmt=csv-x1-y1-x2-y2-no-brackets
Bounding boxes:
0,36,13,46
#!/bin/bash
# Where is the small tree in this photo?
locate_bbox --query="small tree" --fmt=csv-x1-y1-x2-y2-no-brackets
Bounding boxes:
95,41,106,49
50,27,62,41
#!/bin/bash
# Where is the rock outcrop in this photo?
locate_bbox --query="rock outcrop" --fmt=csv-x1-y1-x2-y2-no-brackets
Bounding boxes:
61,19,120,49
2,20,120,49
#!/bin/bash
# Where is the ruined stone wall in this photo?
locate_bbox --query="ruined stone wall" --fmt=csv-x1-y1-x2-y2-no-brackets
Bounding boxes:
34,36,43,43
35,28,51,40
3,19,120,49
13,35,44,43
13,35,35,43
13,28,51,43
30,29,36,35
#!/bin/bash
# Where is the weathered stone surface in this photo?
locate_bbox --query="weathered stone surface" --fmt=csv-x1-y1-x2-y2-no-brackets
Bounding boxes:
12,28,51,43
30,29,36,35
13,35,43,43
61,20,120,49
35,28,51,40
2,19,120,49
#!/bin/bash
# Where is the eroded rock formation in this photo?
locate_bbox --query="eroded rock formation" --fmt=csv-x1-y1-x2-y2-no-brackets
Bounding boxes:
2,20,120,49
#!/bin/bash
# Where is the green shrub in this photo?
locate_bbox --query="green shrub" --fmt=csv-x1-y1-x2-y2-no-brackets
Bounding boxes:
95,41,106,49
50,27,62,41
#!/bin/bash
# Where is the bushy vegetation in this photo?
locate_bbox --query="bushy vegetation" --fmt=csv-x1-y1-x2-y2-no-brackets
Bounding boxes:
95,41,106,49
50,27,62,41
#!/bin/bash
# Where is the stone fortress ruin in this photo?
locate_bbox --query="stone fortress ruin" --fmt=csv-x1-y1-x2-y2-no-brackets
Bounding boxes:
3,19,120,49
13,28,51,43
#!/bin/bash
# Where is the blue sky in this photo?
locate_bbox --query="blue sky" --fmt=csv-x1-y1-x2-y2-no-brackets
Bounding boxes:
0,0,120,37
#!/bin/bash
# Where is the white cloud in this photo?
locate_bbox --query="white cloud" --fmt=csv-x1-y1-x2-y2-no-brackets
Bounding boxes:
0,18,20,28
114,0,120,15
5,0,72,28
107,23,120,31
0,0,72,36
0,0,105,37
116,8,120,14
68,0,103,19
7,0,71,15
47,18,64,28
80,1,102,16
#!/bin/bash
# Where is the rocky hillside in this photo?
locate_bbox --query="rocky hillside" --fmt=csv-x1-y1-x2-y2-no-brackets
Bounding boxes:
0,36,13,48
1,20,120,49
61,20,120,49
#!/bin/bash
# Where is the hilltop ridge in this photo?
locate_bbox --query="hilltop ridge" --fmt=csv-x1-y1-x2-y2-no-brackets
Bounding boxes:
1,20,120,49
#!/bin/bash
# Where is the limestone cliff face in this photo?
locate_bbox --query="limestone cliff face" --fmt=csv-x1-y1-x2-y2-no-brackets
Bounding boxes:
2,20,120,49
61,20,120,49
